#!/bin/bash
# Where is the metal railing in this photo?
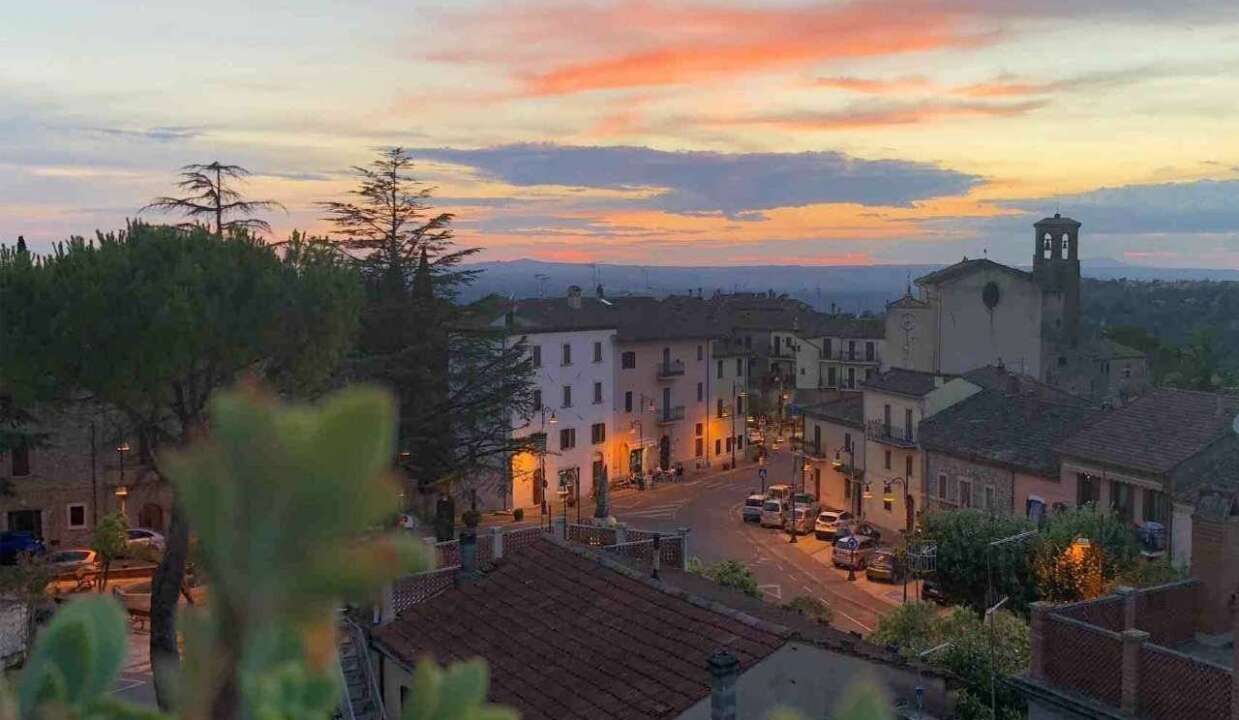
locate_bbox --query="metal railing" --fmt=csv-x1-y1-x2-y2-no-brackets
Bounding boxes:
865,419,916,447
823,348,881,364
656,360,685,378
337,612,386,720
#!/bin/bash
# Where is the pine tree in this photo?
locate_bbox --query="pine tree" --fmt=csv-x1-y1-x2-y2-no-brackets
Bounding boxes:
141,162,284,236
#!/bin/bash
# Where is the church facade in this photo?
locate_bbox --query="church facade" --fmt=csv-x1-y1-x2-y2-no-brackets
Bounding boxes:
883,215,1147,401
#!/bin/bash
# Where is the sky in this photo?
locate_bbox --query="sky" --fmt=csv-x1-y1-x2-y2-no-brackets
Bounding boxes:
4,0,1239,267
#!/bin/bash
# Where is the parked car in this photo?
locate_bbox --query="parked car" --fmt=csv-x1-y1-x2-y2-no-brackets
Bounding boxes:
791,492,820,515
921,577,948,605
48,549,99,577
741,493,766,522
126,528,165,552
787,505,817,535
813,510,854,540
0,531,46,565
865,548,905,583
832,534,878,570
760,498,787,528
766,484,792,502
839,521,882,544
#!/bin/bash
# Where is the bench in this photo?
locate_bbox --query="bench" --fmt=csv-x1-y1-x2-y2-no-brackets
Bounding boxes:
127,607,151,633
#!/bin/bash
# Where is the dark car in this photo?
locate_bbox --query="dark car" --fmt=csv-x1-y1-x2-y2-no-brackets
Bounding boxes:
921,577,948,604
0,531,46,565
865,548,905,583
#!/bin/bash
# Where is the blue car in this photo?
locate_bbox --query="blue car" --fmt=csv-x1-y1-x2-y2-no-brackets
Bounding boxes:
0,531,46,565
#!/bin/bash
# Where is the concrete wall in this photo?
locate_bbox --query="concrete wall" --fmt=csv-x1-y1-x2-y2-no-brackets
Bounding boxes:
511,328,617,510
803,416,865,514
614,338,710,477
677,642,952,720
934,269,1043,377
884,302,938,373
861,391,922,533
706,351,750,468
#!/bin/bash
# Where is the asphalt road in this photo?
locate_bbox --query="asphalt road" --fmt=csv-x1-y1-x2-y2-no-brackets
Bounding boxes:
606,450,917,636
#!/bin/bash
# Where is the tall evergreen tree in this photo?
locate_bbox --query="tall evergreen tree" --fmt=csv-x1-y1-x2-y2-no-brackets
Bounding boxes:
321,148,533,505
141,162,285,236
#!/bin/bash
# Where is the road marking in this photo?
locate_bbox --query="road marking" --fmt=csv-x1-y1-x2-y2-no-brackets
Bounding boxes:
757,584,782,600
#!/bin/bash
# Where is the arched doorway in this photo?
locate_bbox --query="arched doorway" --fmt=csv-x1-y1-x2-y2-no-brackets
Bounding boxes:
659,435,671,470
139,502,164,531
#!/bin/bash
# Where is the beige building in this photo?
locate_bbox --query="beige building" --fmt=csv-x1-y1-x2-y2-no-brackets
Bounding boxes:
801,393,865,515
885,215,1147,402
858,369,981,534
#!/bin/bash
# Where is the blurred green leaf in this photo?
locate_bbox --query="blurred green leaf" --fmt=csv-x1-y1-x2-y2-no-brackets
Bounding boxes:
19,596,128,715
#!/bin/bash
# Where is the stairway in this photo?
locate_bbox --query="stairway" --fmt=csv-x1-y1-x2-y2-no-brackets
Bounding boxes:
336,616,384,720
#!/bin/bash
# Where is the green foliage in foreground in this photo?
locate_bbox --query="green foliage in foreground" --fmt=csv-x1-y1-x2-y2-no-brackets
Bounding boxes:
872,603,1030,720
687,557,761,597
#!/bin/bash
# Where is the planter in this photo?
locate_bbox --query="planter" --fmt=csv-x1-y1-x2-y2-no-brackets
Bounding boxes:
512,508,524,522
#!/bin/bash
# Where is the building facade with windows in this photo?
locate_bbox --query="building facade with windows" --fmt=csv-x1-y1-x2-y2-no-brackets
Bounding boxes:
917,370,1095,522
800,393,865,516
807,316,884,391
859,369,981,534
502,289,619,513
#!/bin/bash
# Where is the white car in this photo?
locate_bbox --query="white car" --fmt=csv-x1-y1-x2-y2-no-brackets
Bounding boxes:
759,498,787,528
127,528,165,551
48,549,98,577
814,510,855,540
741,493,766,522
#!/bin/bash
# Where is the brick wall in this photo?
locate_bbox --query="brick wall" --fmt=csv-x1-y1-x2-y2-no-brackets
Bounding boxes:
1138,643,1232,720
1135,580,1199,645
1042,614,1124,707
1055,595,1125,632
1191,514,1239,635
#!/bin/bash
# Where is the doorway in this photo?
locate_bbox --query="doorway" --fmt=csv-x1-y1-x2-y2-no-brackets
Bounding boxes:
658,435,671,470
629,448,643,476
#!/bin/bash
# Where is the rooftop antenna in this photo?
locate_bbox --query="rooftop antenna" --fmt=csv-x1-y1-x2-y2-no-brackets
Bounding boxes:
905,270,912,297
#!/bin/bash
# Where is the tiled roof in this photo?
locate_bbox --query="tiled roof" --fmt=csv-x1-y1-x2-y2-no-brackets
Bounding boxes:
1056,388,1239,476
609,296,725,342
915,258,1032,287
372,539,791,720
919,388,1096,476
887,294,930,310
862,368,954,398
804,315,884,340
1035,213,1082,228
802,393,864,429
962,366,1090,405
1172,435,1239,509
505,297,622,334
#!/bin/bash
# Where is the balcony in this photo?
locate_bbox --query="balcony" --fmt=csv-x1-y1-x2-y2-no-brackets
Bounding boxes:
865,419,916,448
823,348,881,365
656,406,686,425
657,359,686,379
770,347,796,359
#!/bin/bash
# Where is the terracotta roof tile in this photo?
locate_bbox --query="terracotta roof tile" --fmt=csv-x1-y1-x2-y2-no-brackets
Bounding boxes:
373,538,791,720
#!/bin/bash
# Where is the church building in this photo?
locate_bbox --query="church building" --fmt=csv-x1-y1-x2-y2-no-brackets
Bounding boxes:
883,215,1147,401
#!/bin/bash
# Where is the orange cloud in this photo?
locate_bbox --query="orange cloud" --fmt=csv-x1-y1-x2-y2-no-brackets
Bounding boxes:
813,75,933,93
440,0,997,97
956,80,1059,97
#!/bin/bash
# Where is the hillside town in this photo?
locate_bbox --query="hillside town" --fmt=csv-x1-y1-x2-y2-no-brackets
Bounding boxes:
3,214,1236,719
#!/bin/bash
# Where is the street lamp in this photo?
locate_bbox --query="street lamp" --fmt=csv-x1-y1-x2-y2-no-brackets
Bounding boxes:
986,529,1038,718
538,407,557,529
115,441,130,516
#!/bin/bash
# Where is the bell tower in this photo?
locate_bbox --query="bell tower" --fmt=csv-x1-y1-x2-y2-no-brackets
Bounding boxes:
1033,213,1082,350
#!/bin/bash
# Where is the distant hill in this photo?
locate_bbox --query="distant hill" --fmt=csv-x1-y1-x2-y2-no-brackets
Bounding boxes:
460,258,1239,311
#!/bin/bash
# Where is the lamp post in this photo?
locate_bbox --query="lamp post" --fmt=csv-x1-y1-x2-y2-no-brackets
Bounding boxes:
115,441,130,517
787,413,807,544
540,407,557,530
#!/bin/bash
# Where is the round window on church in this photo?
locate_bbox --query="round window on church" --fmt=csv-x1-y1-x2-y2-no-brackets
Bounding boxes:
982,281,1001,309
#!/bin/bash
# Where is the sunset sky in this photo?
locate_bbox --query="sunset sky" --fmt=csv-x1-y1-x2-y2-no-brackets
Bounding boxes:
5,1,1239,267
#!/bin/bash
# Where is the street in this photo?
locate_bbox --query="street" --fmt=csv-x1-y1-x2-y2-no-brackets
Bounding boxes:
602,450,917,635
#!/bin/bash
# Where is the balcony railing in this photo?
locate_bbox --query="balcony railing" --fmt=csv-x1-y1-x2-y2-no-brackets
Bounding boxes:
865,419,916,447
656,406,686,424
770,347,796,359
656,359,685,379
823,348,881,364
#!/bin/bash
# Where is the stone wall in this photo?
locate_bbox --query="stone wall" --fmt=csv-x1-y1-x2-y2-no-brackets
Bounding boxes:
924,451,1015,517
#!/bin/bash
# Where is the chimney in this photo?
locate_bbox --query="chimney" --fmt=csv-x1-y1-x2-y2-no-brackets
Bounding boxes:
708,650,740,720
567,285,583,309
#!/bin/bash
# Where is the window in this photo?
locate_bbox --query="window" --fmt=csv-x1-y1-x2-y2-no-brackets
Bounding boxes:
716,398,724,418
67,503,87,529
774,337,781,355
695,438,704,457
848,340,856,360
717,360,723,379
593,382,603,404
884,450,892,470
695,423,703,436
984,486,996,512
744,335,751,349
824,338,832,358
827,366,837,387
591,423,606,444
846,367,855,388
593,341,603,363
697,382,704,402
532,389,542,412
559,428,576,450
905,455,913,480
736,358,743,376
937,473,948,500
621,351,636,369
1143,489,1167,524
865,368,875,381
725,437,733,452
531,345,542,368
959,480,973,508
715,439,722,455
737,436,744,449
1110,480,1134,522
736,396,743,415
561,385,572,408
865,341,875,361
843,432,852,452
1077,473,1100,507
561,343,572,366
11,444,30,477
624,391,633,412
696,345,703,361
800,367,805,376
904,408,913,440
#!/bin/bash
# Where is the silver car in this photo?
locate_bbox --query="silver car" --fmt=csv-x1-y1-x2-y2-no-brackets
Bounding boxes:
760,499,787,528
832,534,878,570
741,493,766,522
787,506,816,535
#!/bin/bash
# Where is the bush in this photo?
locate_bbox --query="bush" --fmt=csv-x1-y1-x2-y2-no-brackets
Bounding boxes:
688,557,761,598
1033,506,1142,602
1115,558,1185,588
783,596,834,626
921,510,1037,613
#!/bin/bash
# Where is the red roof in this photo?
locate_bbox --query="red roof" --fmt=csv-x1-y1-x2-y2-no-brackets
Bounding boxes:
372,539,791,720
